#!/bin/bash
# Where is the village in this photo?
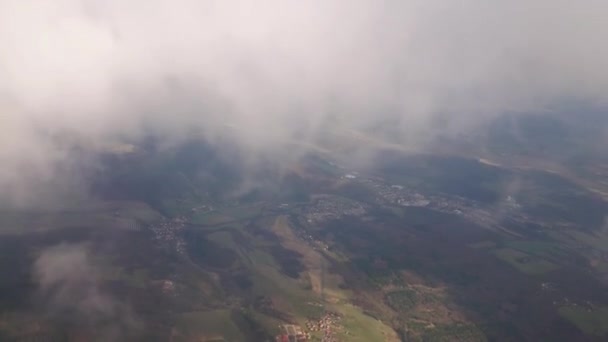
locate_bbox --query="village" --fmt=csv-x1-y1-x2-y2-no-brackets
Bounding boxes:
275,312,344,342
148,216,188,255
346,173,535,235
303,194,367,225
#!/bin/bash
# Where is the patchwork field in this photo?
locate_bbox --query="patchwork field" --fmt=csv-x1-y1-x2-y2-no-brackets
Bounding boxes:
2,139,608,341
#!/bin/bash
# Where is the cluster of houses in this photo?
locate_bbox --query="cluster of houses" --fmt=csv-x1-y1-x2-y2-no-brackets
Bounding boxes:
304,195,367,225
149,217,187,254
306,312,344,342
275,324,308,342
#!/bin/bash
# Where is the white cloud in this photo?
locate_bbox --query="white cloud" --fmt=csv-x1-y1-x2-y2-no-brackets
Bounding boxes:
1,0,608,205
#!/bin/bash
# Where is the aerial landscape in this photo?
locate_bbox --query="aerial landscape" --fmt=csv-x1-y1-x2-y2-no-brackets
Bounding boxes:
3,116,608,341
2,1,608,341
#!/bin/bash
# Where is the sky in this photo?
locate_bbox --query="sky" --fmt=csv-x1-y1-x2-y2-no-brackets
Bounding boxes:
1,0,608,206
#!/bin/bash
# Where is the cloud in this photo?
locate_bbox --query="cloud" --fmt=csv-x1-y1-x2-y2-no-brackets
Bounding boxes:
1,0,608,205
34,243,142,340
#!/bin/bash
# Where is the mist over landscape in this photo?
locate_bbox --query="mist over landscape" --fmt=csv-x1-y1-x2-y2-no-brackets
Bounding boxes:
2,0,608,205
2,1,608,341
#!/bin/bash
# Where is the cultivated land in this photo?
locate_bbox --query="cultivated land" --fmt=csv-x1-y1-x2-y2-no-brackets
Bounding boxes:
2,130,608,341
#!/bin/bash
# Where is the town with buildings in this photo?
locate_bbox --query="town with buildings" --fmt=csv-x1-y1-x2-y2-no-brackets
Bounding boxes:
303,194,367,225
148,216,187,255
341,172,535,236
275,311,344,342
275,324,308,342
306,311,344,342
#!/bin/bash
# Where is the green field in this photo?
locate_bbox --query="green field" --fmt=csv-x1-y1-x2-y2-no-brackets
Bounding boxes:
186,215,400,340
173,310,245,341
418,323,488,342
385,289,417,312
333,303,399,342
505,240,567,258
559,229,608,253
493,248,559,275
201,220,325,323
558,306,608,336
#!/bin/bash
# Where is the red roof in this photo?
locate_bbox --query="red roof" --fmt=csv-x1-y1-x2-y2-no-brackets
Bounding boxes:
276,334,290,342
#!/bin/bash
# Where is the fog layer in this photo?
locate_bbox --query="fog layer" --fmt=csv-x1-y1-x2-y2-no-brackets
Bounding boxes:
2,0,608,205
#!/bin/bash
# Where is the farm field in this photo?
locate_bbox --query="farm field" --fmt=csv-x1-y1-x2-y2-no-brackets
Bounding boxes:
2,137,608,341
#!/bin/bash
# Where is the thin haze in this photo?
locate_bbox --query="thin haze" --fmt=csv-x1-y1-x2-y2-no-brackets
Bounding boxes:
35,244,142,340
1,0,608,205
